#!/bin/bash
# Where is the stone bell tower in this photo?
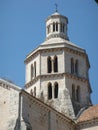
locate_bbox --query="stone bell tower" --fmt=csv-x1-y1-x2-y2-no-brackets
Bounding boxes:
24,11,92,118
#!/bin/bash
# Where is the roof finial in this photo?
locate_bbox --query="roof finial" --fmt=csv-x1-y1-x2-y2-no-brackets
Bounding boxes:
55,3,58,12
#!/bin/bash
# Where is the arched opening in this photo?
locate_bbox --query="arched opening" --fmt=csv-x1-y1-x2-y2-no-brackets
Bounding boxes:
56,22,58,31
53,22,55,32
54,56,58,72
72,84,75,100
62,23,65,32
48,83,52,99
31,64,34,79
34,62,36,77
76,86,80,102
75,60,78,75
71,58,74,74
54,82,58,98
47,56,52,73
47,25,50,34
60,23,63,32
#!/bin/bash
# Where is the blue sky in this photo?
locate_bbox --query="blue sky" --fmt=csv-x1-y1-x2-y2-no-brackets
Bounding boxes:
0,0,98,104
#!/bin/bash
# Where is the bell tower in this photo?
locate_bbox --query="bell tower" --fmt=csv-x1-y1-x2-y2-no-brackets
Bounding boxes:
46,12,69,40
25,11,92,118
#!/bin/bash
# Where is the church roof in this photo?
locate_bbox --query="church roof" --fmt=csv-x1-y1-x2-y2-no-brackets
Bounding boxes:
46,12,68,22
25,38,86,61
40,37,85,53
78,105,98,122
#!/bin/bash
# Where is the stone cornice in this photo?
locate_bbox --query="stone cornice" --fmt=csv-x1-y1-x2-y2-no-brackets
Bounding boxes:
25,72,89,89
0,78,21,91
77,118,98,128
24,46,87,64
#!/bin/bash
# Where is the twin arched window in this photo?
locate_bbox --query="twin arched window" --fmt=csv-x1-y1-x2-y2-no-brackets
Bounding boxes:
53,22,65,33
72,84,80,102
71,58,79,75
48,82,58,100
47,56,58,73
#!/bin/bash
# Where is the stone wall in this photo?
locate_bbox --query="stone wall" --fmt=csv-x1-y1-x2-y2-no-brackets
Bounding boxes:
20,90,75,130
0,79,21,130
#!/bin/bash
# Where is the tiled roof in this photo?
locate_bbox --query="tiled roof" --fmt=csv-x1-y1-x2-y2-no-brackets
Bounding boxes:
78,105,98,122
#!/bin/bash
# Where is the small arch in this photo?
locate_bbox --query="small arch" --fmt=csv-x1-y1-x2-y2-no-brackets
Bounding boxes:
71,58,74,74
54,55,58,72
62,23,65,32
53,22,55,32
54,82,58,98
72,84,75,100
56,22,58,31
34,62,36,77
47,56,52,73
47,25,50,34
60,23,63,32
48,82,52,99
75,60,78,75
31,64,34,79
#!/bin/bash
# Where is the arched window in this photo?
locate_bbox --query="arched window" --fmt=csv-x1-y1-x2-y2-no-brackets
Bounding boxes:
76,86,80,102
63,23,65,32
34,62,36,77
71,58,74,74
47,25,50,34
56,22,58,31
60,23,63,32
54,56,58,72
72,84,75,100
34,87,36,97
53,22,55,32
48,83,52,99
75,60,78,75
31,64,34,79
54,82,58,98
47,56,52,73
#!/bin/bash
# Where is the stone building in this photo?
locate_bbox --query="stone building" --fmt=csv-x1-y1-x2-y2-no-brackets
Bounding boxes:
0,78,21,130
24,11,92,118
0,11,98,130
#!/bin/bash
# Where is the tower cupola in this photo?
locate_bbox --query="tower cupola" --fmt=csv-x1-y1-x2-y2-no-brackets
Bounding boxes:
46,12,69,40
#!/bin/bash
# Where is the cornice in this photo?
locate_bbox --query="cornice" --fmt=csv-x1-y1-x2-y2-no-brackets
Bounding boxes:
0,78,21,91
77,118,98,129
24,46,86,64
56,113,75,126
25,72,88,89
